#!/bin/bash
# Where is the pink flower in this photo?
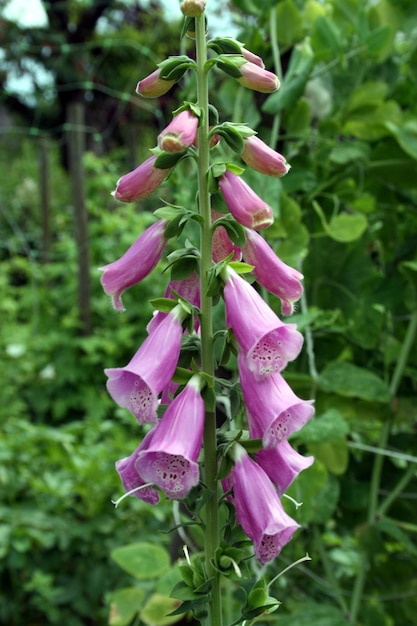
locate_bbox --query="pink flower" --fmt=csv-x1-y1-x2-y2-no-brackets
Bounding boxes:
211,209,242,263
115,428,159,505
158,110,199,153
219,170,273,230
230,445,299,564
241,136,290,177
113,155,171,203
248,416,314,495
135,375,204,499
242,228,303,316
222,266,304,378
239,353,314,448
136,69,177,98
237,62,279,93
99,220,168,311
105,305,186,423
147,272,201,334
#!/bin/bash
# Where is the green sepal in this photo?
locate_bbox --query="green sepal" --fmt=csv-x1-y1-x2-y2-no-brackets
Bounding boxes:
211,162,227,180
173,101,203,122
167,596,210,618
225,161,245,175
165,244,200,280
228,261,255,274
215,54,245,79
181,17,195,39
202,386,217,413
207,37,243,56
153,150,187,169
242,597,281,621
148,297,179,313
158,55,196,81
212,121,256,153
212,215,247,247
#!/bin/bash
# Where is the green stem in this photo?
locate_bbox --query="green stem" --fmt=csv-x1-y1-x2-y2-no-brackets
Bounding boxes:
377,464,416,518
269,6,282,150
195,13,222,626
314,527,349,615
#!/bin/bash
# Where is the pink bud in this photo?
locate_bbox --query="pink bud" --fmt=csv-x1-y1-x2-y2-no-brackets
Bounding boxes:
211,209,242,263
136,68,177,98
113,155,171,203
241,47,265,69
158,110,199,153
219,170,273,230
241,136,290,177
180,0,206,17
237,62,280,93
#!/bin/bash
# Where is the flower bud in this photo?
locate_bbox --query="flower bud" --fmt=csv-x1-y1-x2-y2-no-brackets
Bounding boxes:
180,0,205,17
219,170,273,230
241,136,290,177
136,68,177,98
241,47,265,69
113,155,171,203
158,109,199,153
237,62,279,93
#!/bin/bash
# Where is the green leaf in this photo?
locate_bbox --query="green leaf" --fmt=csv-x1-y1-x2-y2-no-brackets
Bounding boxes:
271,602,348,626
286,461,339,524
308,439,349,475
111,543,170,580
108,588,145,626
140,593,184,626
297,409,350,444
311,15,343,58
275,0,304,48
376,518,417,557
385,120,417,161
329,141,370,165
327,213,368,242
317,362,391,403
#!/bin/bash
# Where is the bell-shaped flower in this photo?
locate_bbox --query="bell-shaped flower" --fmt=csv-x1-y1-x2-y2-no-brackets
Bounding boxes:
135,375,205,499
105,305,186,423
242,228,303,316
113,155,171,203
236,62,279,93
249,416,313,495
99,219,168,311
239,353,314,448
115,428,159,505
222,266,304,378
136,68,177,98
147,272,201,334
230,444,299,564
212,209,242,263
158,110,199,153
241,136,290,177
219,170,273,230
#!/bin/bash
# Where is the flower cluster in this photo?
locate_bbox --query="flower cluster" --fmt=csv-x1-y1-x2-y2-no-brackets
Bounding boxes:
101,8,313,569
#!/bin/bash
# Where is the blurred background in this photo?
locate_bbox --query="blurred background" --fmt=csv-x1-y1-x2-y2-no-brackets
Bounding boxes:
1,0,416,625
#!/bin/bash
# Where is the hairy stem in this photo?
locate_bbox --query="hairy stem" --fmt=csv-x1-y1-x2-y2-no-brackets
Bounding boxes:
195,12,222,626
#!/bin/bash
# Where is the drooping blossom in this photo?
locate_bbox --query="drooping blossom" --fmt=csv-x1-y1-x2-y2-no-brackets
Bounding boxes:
241,136,290,177
136,68,177,98
236,62,279,93
230,444,299,564
113,155,171,203
248,415,314,495
242,228,303,316
105,305,186,423
219,170,273,230
211,209,242,263
99,219,168,311
238,353,314,448
222,266,304,378
115,428,159,505
135,375,205,499
158,110,199,153
147,272,201,334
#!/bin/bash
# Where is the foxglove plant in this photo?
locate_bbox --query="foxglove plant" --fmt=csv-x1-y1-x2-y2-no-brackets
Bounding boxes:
101,2,314,623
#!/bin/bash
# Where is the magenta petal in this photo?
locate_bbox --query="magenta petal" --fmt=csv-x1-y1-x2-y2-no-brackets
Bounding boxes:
136,376,204,499
239,353,314,447
241,136,289,177
147,272,201,334
113,155,171,202
105,307,184,423
158,110,199,153
242,228,303,316
99,220,167,311
212,209,242,263
219,171,273,230
223,267,304,378
232,446,299,564
115,428,159,505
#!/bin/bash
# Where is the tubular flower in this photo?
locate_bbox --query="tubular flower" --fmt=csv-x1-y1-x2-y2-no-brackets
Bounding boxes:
212,209,242,263
105,305,186,423
113,155,171,203
136,68,177,98
115,428,160,505
135,375,205,499
231,444,300,564
219,170,273,230
158,109,199,153
249,416,314,495
239,353,314,448
242,228,304,316
236,62,279,93
241,136,290,177
222,266,304,378
147,272,201,334
99,220,168,311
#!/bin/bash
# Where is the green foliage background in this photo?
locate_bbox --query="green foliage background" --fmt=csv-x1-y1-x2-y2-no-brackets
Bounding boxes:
1,0,416,625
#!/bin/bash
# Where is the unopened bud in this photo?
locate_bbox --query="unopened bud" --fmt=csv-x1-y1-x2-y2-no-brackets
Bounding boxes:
180,0,205,17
